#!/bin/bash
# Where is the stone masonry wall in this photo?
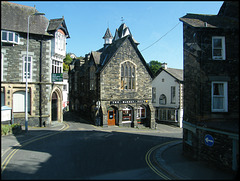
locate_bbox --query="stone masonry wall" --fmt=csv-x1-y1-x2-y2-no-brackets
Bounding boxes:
1,33,54,127
99,38,155,127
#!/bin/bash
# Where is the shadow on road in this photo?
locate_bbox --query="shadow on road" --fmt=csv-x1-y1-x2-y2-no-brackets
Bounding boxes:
63,111,94,125
2,118,181,180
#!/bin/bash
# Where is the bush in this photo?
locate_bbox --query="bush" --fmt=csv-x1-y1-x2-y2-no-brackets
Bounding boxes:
1,123,22,135
1,124,10,135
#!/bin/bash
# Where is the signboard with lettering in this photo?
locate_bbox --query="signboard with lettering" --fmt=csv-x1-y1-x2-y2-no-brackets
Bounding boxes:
110,100,148,105
1,106,12,122
52,73,63,82
204,134,214,147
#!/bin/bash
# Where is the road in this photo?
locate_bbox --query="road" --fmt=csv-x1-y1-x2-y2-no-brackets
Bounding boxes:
1,112,182,180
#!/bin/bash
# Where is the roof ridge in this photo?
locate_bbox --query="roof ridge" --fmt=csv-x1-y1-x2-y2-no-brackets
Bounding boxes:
2,1,36,9
50,18,64,21
186,13,217,16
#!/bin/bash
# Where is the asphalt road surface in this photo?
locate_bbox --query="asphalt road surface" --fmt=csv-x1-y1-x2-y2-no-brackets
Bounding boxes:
1,113,182,180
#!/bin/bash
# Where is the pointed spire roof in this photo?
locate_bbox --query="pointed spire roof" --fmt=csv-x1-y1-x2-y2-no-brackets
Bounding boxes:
113,23,139,45
103,28,113,39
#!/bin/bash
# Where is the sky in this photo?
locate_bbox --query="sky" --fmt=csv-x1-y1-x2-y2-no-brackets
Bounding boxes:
12,1,223,69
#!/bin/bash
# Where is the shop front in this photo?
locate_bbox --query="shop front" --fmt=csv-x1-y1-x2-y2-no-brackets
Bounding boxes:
104,99,152,128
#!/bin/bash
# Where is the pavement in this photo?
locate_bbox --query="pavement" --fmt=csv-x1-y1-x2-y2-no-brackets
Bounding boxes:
154,141,238,180
1,116,238,180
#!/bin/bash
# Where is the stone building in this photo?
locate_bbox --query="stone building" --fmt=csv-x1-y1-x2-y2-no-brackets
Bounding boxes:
152,63,184,128
179,1,239,171
1,1,70,127
69,23,155,128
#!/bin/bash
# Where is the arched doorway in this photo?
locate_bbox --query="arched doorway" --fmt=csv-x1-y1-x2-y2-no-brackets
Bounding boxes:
51,92,58,121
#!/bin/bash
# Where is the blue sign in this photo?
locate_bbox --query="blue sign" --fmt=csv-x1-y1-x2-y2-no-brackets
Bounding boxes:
204,134,214,147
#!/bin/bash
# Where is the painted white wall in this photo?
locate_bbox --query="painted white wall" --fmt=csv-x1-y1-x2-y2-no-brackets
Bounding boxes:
152,70,180,108
152,69,183,128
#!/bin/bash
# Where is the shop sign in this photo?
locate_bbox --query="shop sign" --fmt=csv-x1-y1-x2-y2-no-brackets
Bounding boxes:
1,106,12,122
52,73,63,82
110,100,147,105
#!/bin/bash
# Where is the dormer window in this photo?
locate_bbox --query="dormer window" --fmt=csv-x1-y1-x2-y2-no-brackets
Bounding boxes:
1,30,19,44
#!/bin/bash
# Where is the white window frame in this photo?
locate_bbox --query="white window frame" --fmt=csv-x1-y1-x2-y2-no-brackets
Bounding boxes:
211,81,228,112
52,60,62,74
23,56,32,82
1,30,19,44
212,36,226,60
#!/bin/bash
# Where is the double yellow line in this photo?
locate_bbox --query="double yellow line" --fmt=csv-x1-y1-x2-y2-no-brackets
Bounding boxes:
145,140,179,180
1,122,70,174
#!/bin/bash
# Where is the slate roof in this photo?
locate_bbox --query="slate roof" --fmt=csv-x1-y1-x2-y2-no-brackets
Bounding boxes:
179,2,238,30
154,67,183,82
1,1,49,35
96,36,128,73
165,68,183,81
113,23,139,45
95,34,152,78
103,28,113,39
179,13,238,29
48,17,70,38
91,51,102,65
1,1,70,37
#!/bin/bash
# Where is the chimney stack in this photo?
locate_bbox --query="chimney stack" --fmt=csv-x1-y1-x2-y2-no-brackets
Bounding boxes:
162,63,167,69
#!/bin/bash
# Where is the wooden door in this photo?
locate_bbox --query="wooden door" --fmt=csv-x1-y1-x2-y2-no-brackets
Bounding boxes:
108,110,115,126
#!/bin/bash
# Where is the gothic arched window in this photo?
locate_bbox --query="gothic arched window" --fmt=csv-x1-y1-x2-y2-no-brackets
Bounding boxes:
121,61,135,90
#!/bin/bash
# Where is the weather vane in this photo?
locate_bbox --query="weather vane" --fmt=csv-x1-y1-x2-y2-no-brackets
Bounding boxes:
121,17,124,23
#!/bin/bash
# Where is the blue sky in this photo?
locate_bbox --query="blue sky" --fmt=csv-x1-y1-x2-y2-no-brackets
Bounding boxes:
12,1,223,69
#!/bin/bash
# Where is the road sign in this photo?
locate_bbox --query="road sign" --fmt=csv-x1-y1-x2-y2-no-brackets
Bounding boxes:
204,134,214,147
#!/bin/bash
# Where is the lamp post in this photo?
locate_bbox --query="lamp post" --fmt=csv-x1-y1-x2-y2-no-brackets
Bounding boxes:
25,12,45,133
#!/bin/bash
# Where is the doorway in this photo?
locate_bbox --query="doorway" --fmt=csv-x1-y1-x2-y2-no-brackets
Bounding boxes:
107,106,118,126
51,92,58,121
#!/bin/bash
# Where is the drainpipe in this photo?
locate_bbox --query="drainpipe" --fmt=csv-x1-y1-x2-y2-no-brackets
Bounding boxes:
39,38,43,127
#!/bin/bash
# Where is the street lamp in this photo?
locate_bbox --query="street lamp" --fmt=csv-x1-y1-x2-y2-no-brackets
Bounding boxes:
25,12,45,133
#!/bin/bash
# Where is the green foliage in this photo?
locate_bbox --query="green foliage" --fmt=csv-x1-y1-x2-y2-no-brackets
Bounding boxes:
63,53,73,72
63,62,69,72
63,54,73,65
1,123,22,135
1,124,10,135
148,60,162,76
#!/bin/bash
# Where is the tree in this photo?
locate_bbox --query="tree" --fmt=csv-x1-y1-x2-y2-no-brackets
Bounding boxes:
148,60,162,76
63,53,73,72
63,63,69,72
63,54,72,65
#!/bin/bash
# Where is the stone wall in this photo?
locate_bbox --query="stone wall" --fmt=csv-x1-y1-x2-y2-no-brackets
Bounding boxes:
99,38,155,128
197,129,233,170
182,22,239,171
1,33,59,127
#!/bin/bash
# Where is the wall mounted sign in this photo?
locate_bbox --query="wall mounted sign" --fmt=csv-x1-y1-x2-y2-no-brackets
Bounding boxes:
110,100,147,105
204,134,214,147
52,73,63,82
